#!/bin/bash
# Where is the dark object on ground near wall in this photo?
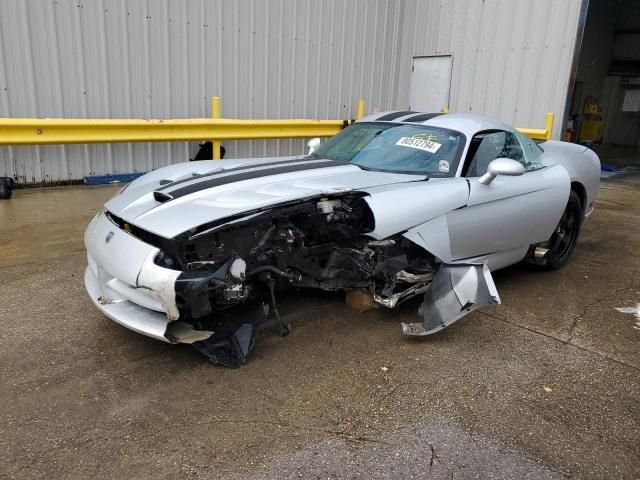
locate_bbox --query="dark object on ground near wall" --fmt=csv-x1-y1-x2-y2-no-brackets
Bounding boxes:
192,142,226,161
0,177,14,199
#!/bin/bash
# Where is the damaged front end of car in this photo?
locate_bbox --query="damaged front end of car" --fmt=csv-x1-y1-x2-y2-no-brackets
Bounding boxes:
99,191,500,367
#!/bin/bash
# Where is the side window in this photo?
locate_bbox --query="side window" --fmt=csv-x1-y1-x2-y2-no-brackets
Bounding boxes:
513,131,544,171
466,131,525,177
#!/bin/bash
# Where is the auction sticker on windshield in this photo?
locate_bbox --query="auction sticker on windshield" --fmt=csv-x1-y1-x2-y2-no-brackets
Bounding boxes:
395,136,441,154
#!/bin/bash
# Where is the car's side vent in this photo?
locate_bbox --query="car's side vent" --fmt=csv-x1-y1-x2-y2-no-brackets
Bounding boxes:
153,191,173,203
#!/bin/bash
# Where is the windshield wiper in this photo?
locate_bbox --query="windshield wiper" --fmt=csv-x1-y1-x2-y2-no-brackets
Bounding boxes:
352,163,429,179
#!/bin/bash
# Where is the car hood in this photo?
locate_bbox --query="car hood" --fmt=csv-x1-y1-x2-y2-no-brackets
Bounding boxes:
105,157,430,238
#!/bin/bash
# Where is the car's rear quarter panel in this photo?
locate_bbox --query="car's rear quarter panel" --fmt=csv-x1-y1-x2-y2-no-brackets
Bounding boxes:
540,141,601,216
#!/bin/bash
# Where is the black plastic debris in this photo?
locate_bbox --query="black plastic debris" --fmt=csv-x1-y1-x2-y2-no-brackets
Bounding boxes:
193,323,256,368
191,142,226,161
0,177,13,200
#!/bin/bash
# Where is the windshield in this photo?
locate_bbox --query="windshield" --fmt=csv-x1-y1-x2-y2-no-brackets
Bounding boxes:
311,122,466,176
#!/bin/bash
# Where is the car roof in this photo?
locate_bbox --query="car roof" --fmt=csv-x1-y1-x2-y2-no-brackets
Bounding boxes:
357,111,516,139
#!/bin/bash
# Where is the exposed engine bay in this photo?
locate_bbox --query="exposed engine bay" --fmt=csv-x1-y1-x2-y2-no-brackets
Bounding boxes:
140,193,446,366
102,188,502,367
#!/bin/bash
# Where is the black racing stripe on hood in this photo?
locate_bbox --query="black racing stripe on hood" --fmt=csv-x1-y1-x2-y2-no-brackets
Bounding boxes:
162,160,346,201
403,112,445,122
376,111,417,121
156,157,310,191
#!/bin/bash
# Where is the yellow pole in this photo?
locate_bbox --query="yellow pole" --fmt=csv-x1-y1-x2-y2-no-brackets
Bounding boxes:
544,112,554,141
441,107,449,113
211,96,221,159
356,98,365,120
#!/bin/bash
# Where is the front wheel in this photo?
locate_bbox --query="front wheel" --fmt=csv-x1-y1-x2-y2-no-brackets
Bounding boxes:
544,190,583,270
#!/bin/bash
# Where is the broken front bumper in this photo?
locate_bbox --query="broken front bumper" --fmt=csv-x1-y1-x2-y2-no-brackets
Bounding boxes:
84,263,172,342
84,210,212,344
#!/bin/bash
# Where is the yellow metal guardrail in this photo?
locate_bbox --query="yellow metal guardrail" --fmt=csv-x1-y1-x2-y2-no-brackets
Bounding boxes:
516,112,554,141
0,97,366,161
0,100,553,155
0,118,349,144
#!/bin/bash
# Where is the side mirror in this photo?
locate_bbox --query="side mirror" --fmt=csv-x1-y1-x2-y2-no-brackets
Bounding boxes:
307,137,321,155
478,158,525,185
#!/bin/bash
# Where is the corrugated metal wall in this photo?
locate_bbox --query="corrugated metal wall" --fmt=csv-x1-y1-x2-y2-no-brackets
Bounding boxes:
0,0,404,184
396,0,584,139
0,0,582,185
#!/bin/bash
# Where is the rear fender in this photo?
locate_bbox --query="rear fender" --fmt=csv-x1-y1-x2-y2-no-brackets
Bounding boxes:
402,262,500,336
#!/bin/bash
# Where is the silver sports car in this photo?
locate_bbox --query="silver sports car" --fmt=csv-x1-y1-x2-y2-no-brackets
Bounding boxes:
84,112,600,366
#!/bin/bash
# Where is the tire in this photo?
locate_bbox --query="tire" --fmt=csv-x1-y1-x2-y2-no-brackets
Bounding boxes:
544,190,582,270
0,178,12,200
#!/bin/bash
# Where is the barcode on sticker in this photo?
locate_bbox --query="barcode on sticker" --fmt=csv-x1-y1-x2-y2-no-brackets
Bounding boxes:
395,136,441,153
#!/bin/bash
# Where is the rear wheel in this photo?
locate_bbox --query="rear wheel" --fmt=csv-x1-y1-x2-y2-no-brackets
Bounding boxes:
544,190,582,270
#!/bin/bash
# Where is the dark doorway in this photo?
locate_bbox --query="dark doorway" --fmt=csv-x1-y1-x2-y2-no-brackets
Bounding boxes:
570,0,640,169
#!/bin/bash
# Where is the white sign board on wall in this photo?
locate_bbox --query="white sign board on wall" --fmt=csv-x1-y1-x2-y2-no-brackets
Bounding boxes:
622,89,640,112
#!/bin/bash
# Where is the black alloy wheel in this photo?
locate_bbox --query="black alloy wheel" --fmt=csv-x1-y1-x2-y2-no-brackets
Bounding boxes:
544,190,582,270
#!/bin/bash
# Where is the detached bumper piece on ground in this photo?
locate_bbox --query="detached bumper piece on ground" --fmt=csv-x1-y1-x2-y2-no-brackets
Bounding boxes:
84,112,600,366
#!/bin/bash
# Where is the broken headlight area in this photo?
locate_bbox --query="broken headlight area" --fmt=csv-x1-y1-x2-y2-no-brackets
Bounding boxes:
149,193,451,366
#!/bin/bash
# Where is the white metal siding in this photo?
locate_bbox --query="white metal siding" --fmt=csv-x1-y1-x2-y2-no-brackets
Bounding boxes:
397,0,583,140
0,0,582,184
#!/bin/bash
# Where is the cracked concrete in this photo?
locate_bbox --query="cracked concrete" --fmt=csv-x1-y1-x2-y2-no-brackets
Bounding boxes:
1,175,640,479
565,286,634,345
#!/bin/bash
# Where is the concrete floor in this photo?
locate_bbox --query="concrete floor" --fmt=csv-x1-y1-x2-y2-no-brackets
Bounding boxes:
1,177,639,480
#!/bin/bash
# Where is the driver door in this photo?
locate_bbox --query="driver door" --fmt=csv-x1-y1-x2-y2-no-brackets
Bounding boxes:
447,130,570,259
